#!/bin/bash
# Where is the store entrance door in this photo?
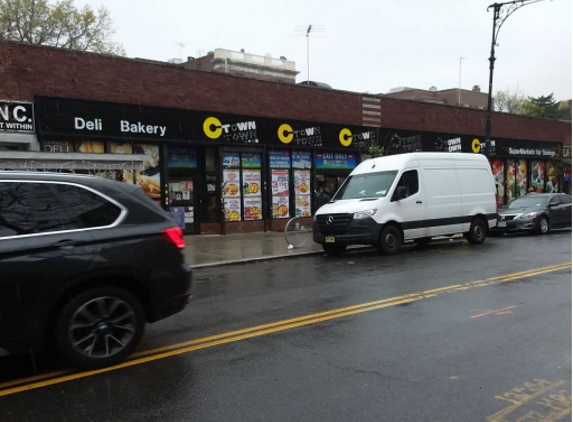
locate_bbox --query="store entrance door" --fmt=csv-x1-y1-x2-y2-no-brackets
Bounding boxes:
166,147,199,235
315,173,349,209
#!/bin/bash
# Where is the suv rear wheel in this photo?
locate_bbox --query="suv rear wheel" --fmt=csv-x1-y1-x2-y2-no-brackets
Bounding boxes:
56,286,145,369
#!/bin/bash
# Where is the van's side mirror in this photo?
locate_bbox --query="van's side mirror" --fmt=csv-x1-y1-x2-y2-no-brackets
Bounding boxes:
393,186,407,201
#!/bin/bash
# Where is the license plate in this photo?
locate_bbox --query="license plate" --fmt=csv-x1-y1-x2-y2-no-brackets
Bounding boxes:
497,221,507,228
325,236,335,243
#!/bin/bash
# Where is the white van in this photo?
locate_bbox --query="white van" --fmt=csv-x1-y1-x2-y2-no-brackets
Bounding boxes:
313,152,498,255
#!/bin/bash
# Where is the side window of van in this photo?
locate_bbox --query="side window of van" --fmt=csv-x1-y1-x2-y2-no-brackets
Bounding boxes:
397,170,419,197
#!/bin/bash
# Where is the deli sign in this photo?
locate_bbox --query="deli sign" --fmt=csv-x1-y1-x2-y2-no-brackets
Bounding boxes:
0,101,35,133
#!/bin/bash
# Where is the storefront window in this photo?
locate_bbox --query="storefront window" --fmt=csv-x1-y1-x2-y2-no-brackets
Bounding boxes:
490,159,505,205
205,148,220,223
222,153,242,222
270,151,291,219
530,161,545,193
241,153,263,221
515,159,527,198
167,147,197,232
546,161,559,193
506,159,516,203
293,152,312,218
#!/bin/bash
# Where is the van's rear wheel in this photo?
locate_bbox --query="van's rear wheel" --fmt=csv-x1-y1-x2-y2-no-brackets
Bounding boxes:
322,243,347,256
464,218,487,245
377,225,402,255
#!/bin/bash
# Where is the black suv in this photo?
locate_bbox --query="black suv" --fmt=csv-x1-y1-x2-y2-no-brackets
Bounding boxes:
0,172,192,369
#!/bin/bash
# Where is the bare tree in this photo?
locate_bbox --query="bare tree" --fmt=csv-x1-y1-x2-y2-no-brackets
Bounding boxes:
0,0,124,55
494,85,527,115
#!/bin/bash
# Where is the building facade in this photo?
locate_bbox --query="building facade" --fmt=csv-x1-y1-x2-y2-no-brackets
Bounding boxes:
0,43,570,234
384,86,488,109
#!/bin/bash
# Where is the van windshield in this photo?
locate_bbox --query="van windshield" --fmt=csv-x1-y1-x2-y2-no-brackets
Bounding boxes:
333,171,398,200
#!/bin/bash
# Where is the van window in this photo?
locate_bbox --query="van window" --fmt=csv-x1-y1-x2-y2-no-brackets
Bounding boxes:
334,171,398,200
396,170,419,197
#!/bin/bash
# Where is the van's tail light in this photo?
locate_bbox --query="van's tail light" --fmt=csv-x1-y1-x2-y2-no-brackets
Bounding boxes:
162,227,185,249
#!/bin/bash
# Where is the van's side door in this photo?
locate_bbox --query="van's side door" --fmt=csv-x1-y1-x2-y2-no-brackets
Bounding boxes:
390,169,427,240
420,166,463,236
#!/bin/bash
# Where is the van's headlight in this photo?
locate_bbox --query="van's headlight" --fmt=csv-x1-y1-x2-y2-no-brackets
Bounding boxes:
353,209,377,219
517,212,537,220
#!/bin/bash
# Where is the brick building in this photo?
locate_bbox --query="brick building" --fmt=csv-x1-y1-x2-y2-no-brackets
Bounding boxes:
0,42,570,234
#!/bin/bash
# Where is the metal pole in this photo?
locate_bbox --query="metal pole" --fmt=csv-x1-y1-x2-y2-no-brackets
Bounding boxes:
458,57,465,106
485,5,498,145
306,24,312,85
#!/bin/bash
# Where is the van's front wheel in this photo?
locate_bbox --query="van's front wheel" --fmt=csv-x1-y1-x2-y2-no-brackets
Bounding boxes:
464,218,487,245
377,225,403,255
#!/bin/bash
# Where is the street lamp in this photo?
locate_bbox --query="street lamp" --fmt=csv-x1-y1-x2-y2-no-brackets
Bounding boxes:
485,0,550,149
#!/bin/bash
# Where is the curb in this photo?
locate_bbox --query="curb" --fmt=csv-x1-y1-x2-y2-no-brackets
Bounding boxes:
189,245,372,270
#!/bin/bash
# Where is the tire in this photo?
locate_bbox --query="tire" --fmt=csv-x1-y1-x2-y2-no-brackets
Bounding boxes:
56,286,145,370
464,218,487,245
414,237,432,247
536,216,550,235
322,243,347,256
377,225,403,255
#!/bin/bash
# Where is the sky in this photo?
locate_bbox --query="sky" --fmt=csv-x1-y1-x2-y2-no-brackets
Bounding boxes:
76,0,572,100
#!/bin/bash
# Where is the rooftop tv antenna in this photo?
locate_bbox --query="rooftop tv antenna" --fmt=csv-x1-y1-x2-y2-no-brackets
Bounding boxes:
293,24,325,85
175,42,186,60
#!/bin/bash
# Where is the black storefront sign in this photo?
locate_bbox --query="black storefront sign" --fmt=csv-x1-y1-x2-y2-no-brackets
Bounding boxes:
0,101,35,133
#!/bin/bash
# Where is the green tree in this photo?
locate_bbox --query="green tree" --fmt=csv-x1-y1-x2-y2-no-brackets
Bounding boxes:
494,86,526,114
522,93,565,119
0,0,124,55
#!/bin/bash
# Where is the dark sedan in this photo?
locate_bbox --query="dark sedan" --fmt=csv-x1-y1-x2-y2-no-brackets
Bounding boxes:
492,193,572,235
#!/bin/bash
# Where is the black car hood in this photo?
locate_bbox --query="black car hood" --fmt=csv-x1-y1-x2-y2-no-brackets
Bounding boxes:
500,206,545,214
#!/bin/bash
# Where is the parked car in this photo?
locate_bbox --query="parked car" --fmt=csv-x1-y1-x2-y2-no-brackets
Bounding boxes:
313,153,498,255
491,193,572,235
0,172,192,369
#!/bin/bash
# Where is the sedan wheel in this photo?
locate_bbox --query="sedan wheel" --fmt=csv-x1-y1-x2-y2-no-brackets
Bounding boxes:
537,216,550,235
56,287,145,369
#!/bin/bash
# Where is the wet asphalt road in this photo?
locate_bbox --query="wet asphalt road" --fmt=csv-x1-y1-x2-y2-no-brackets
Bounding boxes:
0,231,571,422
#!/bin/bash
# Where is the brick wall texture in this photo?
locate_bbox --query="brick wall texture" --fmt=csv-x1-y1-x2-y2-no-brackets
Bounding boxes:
1,43,570,145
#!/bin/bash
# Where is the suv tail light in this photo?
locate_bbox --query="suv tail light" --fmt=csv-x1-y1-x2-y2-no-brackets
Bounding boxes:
162,227,185,249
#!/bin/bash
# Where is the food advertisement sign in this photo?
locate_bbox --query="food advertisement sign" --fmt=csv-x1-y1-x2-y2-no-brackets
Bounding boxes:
515,159,527,198
222,153,241,169
272,196,290,219
315,153,357,170
76,140,105,154
490,159,505,205
269,151,291,169
292,152,312,169
506,159,516,203
127,144,161,200
295,195,312,218
271,169,289,196
241,153,262,169
224,198,241,221
546,162,559,193
530,161,545,193
223,169,241,198
242,170,261,197
294,170,311,195
244,197,263,221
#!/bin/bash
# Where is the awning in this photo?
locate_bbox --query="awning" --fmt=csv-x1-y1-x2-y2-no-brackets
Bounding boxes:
0,151,148,171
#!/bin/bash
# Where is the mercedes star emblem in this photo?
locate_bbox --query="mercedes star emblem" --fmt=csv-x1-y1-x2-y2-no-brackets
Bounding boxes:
327,215,335,225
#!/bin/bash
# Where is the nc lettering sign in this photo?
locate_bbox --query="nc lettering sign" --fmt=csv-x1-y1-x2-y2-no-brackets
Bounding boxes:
0,101,35,133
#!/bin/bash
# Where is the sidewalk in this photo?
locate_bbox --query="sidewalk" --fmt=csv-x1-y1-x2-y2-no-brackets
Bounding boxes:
183,231,325,268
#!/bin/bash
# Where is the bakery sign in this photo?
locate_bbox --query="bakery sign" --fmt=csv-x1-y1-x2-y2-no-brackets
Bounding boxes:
0,101,35,133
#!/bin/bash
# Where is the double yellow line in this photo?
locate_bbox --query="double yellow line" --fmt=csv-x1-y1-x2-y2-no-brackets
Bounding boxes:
0,261,570,398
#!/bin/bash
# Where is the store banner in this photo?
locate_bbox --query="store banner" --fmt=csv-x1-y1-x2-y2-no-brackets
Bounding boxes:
530,161,545,193
224,198,241,221
292,152,312,169
242,170,261,197
271,169,289,195
223,169,241,197
242,153,262,169
315,153,357,170
272,196,290,219
222,153,241,169
269,151,291,169
168,148,197,168
244,197,263,221
0,101,34,133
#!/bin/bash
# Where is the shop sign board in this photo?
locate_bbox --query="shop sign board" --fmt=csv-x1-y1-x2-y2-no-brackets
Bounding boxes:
0,101,34,133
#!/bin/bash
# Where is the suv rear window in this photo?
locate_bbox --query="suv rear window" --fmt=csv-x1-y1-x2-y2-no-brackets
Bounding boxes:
0,181,122,238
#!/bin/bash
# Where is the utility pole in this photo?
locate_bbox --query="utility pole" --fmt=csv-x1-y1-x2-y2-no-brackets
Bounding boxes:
458,57,465,106
306,25,312,85
485,0,549,150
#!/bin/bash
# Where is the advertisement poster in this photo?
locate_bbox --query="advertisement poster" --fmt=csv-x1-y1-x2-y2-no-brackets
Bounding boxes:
292,152,312,169
295,195,312,218
222,153,241,169
168,148,197,169
184,206,194,224
169,207,185,229
76,140,104,154
515,159,527,198
223,169,241,197
134,144,161,200
43,140,74,153
272,196,290,219
546,162,559,193
241,153,262,169
224,198,241,221
294,170,311,195
315,153,357,170
530,161,545,193
169,180,193,203
506,160,516,203
244,197,263,221
271,169,289,196
490,159,505,205
242,170,261,197
269,151,291,169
